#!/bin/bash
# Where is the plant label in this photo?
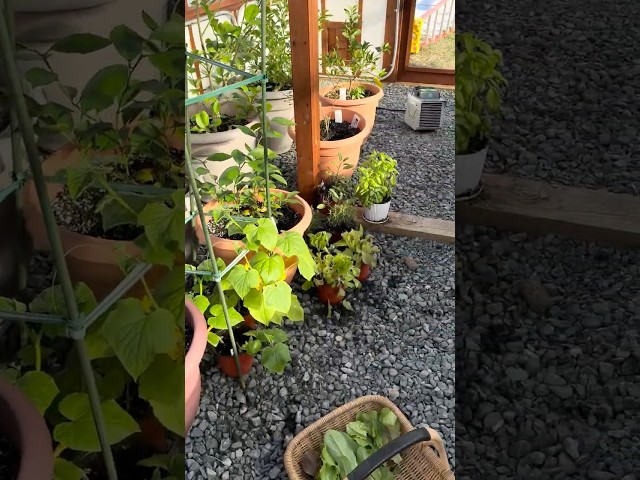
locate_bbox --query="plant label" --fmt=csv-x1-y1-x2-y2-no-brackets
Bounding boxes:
334,109,343,123
350,114,360,129
339,88,347,100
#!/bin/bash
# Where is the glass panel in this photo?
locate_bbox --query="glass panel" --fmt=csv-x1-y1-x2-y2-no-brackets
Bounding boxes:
409,0,455,70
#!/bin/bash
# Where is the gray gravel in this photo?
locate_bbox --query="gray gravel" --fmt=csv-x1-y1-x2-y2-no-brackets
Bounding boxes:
275,83,455,220
456,225,640,478
186,234,455,479
458,1,640,194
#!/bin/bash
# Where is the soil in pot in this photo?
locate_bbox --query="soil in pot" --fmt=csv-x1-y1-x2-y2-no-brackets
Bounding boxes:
316,284,345,305
207,203,301,240
0,431,19,480
320,119,360,142
185,321,194,355
189,114,244,134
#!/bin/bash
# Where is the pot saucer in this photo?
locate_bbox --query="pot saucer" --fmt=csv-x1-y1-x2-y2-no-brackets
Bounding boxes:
362,214,390,224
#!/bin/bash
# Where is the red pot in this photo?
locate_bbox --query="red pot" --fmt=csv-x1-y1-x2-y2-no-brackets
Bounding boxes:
358,263,370,282
243,314,257,329
217,354,254,378
330,231,343,244
139,414,169,453
316,285,345,305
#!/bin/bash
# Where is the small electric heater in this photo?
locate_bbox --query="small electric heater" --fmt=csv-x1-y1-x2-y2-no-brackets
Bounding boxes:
403,87,446,131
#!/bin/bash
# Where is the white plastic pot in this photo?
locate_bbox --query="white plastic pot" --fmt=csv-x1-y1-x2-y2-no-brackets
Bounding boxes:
362,201,391,223
259,89,294,154
455,147,488,197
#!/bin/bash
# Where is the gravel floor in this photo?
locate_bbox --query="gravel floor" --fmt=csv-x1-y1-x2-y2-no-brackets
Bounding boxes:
186,234,455,479
275,83,455,221
458,1,640,194
456,225,640,478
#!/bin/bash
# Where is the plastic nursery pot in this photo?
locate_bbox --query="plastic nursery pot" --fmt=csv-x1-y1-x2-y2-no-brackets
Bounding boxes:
319,81,384,137
194,188,313,268
455,146,489,198
185,299,208,436
258,89,295,154
217,354,254,378
243,314,257,329
362,200,391,223
0,379,54,480
23,147,175,300
288,107,368,180
358,263,371,282
316,284,345,305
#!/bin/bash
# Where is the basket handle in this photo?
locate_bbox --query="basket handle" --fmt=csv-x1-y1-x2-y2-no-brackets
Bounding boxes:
345,427,450,480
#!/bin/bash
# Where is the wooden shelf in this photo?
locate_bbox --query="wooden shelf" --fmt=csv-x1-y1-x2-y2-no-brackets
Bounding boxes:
354,208,455,244
457,174,640,247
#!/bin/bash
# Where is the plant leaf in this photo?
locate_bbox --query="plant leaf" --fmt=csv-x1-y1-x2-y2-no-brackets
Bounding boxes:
139,355,184,436
80,65,129,113
51,33,111,53
54,457,86,480
263,282,292,314
261,343,291,374
250,252,285,285
243,218,278,251
227,265,261,298
110,25,144,61
276,231,316,280
324,430,359,475
25,67,58,87
17,370,59,415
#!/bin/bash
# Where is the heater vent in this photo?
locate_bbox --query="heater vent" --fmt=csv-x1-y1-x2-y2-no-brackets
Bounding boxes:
403,87,445,131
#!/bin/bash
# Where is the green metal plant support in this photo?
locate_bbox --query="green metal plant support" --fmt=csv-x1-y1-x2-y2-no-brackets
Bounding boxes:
184,0,272,388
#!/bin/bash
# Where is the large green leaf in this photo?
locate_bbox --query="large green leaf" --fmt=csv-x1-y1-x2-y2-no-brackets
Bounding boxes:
139,355,184,436
244,290,275,325
286,294,304,322
207,305,244,330
25,67,58,88
54,393,140,452
261,343,291,374
17,370,59,415
276,232,316,280
263,282,292,314
80,65,129,113
227,265,260,298
51,33,111,53
138,200,183,252
54,458,86,480
250,252,285,285
99,300,176,379
324,430,359,475
243,218,278,251
110,25,144,61
66,164,94,199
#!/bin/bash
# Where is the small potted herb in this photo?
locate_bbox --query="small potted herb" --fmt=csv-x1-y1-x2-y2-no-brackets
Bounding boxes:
303,248,361,309
319,6,390,136
335,225,380,281
455,33,507,198
355,150,398,223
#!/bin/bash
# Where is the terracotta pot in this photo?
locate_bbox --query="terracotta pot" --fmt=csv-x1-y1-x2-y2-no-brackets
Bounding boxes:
23,147,174,300
185,299,207,436
259,89,295,154
316,284,345,305
288,107,367,180
330,231,343,244
217,354,254,378
194,189,313,269
139,414,169,453
319,82,384,137
0,379,54,480
358,263,371,282
243,314,257,329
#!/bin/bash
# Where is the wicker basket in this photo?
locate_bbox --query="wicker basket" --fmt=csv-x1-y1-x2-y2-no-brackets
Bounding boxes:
284,395,454,480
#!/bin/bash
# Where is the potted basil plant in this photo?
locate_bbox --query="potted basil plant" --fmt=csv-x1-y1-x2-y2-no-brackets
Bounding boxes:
455,33,507,198
354,150,398,223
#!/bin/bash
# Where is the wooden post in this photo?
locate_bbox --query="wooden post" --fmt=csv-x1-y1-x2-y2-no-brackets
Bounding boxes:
288,0,320,203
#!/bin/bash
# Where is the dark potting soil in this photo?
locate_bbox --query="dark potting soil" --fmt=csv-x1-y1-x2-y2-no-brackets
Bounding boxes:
185,321,193,355
214,324,251,357
190,115,241,134
111,148,185,189
207,204,301,240
320,119,360,142
324,88,374,100
0,431,19,480
52,186,144,241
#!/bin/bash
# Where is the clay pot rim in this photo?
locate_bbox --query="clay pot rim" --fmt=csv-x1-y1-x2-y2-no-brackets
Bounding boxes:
288,107,368,149
0,379,54,480
185,299,208,375
319,81,384,106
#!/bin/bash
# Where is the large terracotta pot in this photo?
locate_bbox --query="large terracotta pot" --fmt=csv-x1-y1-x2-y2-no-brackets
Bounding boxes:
0,379,54,480
23,147,175,300
319,82,383,137
288,107,367,179
185,299,207,436
193,189,313,270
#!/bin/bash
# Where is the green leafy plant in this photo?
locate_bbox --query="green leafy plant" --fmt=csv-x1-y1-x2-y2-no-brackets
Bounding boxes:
309,407,403,479
455,33,507,155
354,151,398,207
263,0,293,91
302,248,361,302
326,201,357,233
189,101,222,134
320,6,390,97
335,225,379,270
0,273,185,478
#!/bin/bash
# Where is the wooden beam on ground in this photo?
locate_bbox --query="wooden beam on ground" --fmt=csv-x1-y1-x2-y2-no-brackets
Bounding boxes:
288,0,320,203
354,207,455,244
457,174,640,248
